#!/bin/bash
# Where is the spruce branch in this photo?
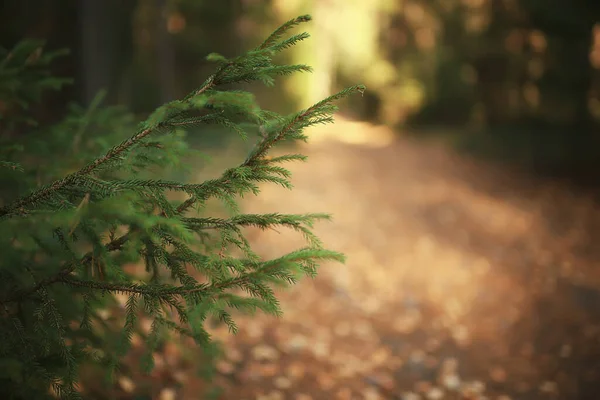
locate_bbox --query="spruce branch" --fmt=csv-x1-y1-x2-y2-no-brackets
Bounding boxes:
1,231,131,304
0,125,165,218
176,85,366,214
257,15,312,50
0,16,320,219
56,247,344,299
0,115,211,219
0,15,364,399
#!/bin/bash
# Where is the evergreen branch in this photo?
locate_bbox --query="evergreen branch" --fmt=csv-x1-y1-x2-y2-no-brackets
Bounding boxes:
0,161,24,172
16,246,341,304
55,247,342,299
176,196,198,215
257,15,312,50
59,276,209,297
261,64,313,76
1,232,130,304
249,85,366,161
176,86,366,214
213,248,345,291
1,88,356,305
269,33,311,53
0,68,222,219
183,213,330,232
0,16,363,398
69,177,224,197
0,126,163,217
0,16,354,219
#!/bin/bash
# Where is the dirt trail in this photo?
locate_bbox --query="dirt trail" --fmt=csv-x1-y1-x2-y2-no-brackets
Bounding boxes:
119,118,600,400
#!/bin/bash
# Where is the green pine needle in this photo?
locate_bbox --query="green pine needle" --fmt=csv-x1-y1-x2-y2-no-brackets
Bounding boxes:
0,14,362,399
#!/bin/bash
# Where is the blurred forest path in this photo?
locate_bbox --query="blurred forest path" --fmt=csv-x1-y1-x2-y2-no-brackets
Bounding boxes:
131,118,600,400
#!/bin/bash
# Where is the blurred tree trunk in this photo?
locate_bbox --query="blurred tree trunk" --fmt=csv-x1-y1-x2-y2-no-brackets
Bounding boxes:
426,1,479,125
79,0,136,106
565,33,593,129
79,0,112,105
155,0,177,103
472,0,512,126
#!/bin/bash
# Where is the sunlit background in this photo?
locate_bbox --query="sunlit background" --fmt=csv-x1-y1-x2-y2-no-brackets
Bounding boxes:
3,0,600,399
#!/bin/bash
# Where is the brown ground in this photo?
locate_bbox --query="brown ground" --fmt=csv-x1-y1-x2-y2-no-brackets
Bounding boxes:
113,118,600,400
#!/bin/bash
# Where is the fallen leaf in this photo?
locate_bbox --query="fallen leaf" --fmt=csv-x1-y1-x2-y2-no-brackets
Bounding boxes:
274,376,292,389
287,335,308,352
336,388,353,400
159,388,177,400
226,347,244,363
312,340,330,359
440,358,458,374
247,321,265,339
334,321,352,337
371,348,391,366
414,381,432,393
163,341,180,365
286,362,306,379
172,370,188,383
490,366,507,383
259,363,278,377
216,360,236,375
440,373,461,390
252,344,280,361
118,376,135,393
354,320,374,338
426,387,444,400
257,390,284,400
452,325,470,347
539,381,558,394
400,392,421,400
318,374,336,390
362,387,382,400
559,344,572,358
366,372,395,390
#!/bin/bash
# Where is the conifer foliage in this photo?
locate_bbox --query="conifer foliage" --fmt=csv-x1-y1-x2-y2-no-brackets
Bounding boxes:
0,16,364,399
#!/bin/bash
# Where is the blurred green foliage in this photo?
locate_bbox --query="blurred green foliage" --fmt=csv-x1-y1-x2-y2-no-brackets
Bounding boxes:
399,0,600,179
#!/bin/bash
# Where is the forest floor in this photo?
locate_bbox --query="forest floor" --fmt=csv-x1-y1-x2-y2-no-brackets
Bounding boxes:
114,117,600,400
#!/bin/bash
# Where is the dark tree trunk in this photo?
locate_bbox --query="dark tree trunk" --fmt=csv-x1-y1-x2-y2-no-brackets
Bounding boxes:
79,0,136,106
155,0,177,103
79,0,113,105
